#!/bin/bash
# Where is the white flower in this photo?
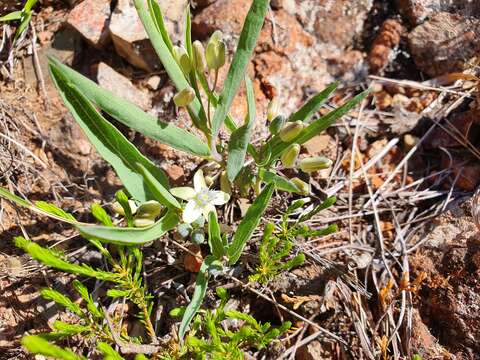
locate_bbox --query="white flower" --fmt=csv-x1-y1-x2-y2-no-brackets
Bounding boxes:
170,170,230,223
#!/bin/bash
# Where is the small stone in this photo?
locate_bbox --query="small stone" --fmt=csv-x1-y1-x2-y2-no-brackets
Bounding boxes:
96,62,151,110
110,0,187,71
67,0,111,49
368,19,405,74
164,164,185,184
396,0,480,25
184,244,203,273
146,75,162,90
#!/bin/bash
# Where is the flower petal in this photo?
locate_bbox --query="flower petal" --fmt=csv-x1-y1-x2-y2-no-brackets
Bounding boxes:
193,169,207,192
202,203,216,220
209,190,230,205
170,187,196,200
183,200,203,223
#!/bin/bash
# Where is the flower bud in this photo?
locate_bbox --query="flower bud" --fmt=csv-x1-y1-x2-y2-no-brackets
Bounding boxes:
174,87,195,107
111,200,137,216
267,97,280,122
191,228,205,244
279,121,304,142
177,223,192,238
269,114,286,135
299,156,332,173
192,40,207,73
173,45,192,74
136,200,162,219
280,143,300,168
133,217,155,228
291,177,311,195
206,31,226,70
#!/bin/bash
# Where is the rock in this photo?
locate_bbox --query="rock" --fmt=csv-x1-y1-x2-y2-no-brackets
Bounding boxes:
396,0,480,25
110,0,187,71
411,198,480,355
184,244,203,273
164,164,185,184
146,75,162,90
368,19,405,74
67,0,111,49
290,0,373,49
192,0,251,40
408,12,480,77
296,340,332,360
96,62,151,110
302,135,331,156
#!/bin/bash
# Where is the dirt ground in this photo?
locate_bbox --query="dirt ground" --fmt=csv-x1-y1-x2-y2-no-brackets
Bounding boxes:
1,0,480,359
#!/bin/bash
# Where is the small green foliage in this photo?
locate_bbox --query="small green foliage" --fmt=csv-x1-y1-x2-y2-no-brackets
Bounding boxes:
249,197,338,285
21,335,86,360
180,289,290,359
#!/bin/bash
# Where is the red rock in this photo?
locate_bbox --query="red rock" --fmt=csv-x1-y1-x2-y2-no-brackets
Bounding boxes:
164,164,185,184
290,0,372,49
192,0,251,39
67,0,111,49
184,244,202,273
408,12,480,77
396,0,480,25
96,62,151,110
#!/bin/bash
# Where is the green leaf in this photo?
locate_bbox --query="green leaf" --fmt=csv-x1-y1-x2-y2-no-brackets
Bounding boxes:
14,11,32,42
268,91,369,164
0,11,22,21
97,342,125,360
179,256,215,340
48,57,210,157
288,82,338,123
35,201,76,222
147,0,174,54
15,237,118,281
91,204,114,227
0,187,79,224
72,280,103,319
226,76,256,181
136,163,181,210
210,0,269,137
21,335,86,360
228,183,274,265
52,321,90,335
133,0,209,134
41,289,83,317
77,210,179,245
258,169,301,194
24,0,38,12
50,64,169,203
298,196,336,223
207,212,225,259
185,7,193,58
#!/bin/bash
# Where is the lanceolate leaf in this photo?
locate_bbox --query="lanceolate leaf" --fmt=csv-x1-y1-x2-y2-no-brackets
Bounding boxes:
50,64,169,203
211,0,269,137
48,57,210,157
179,255,215,340
226,76,256,181
288,82,338,123
77,211,179,245
136,163,181,210
208,212,225,259
258,169,301,194
228,183,275,265
0,11,22,21
133,0,209,134
0,187,79,224
147,0,174,54
269,91,369,164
